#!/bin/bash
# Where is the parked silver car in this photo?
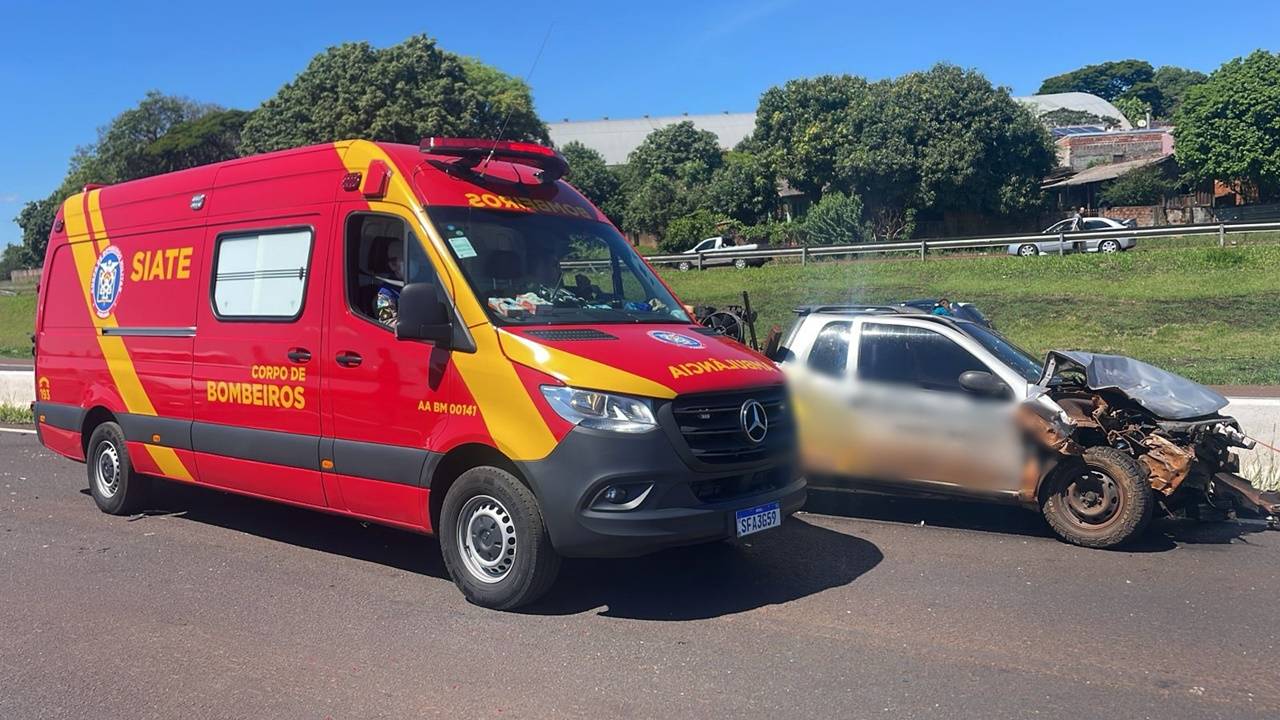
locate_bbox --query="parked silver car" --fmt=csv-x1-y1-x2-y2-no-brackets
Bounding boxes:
1007,217,1137,257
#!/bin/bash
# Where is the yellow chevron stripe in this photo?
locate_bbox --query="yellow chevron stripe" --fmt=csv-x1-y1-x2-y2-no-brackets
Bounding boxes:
498,330,677,399
61,190,194,481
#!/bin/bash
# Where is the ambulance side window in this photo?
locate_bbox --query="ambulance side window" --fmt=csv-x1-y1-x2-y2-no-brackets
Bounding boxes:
211,228,313,321
344,213,439,329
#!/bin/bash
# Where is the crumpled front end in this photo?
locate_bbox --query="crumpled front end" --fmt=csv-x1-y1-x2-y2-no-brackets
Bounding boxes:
1035,350,1274,524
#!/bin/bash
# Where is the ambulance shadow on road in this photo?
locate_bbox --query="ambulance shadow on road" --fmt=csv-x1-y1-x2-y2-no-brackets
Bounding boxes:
804,487,1269,552
142,482,881,620
525,517,883,620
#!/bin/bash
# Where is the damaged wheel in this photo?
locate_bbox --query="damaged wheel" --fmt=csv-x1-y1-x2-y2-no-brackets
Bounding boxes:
1041,447,1153,549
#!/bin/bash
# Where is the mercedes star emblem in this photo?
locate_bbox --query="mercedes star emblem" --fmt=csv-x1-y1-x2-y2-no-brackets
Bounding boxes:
740,399,768,443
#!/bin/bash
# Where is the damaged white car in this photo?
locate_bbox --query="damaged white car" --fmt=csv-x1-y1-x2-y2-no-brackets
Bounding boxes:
775,305,1277,548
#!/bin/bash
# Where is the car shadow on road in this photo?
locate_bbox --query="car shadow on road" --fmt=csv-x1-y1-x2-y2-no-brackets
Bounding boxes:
139,482,452,579
522,516,883,620
804,487,1270,552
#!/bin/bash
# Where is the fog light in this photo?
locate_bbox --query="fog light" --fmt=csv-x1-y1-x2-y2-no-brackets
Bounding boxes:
603,486,628,504
590,482,654,511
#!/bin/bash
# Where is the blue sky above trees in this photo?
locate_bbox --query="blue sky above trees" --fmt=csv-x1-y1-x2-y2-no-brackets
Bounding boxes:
3,0,1278,246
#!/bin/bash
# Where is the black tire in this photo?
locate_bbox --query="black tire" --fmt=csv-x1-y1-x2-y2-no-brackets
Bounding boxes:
1017,244,1039,257
677,261,692,272
439,466,561,610
1099,239,1121,254
86,421,149,516
733,258,748,270
1041,447,1153,549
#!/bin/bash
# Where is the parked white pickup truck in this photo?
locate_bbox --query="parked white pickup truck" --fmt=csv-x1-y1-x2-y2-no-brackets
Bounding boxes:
677,236,770,271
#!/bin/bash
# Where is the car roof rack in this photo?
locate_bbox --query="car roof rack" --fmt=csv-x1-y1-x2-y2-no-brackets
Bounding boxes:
794,304,925,316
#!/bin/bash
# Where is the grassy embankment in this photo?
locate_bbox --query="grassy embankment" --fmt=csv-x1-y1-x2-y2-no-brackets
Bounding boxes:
660,244,1280,386
1,245,1277,384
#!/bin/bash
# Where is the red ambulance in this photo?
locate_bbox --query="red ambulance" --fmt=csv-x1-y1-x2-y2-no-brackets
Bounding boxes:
33,138,804,608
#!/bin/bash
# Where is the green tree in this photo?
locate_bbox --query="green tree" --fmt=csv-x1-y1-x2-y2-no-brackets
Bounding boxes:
14,194,60,268
661,209,728,254
755,65,1054,220
240,35,548,154
1175,51,1280,200
143,109,251,175
1153,65,1208,117
0,243,30,279
559,141,623,222
1112,96,1151,127
704,150,778,224
622,174,688,240
625,121,723,183
1038,59,1157,101
1038,108,1122,129
802,191,868,245
1100,164,1180,206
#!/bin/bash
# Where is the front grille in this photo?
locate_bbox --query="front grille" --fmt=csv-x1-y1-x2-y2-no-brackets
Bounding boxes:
670,385,792,465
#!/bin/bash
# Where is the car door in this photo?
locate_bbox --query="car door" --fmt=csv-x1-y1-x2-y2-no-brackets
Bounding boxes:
786,320,856,477
849,321,1022,497
191,217,330,506
1040,219,1073,253
320,206,453,528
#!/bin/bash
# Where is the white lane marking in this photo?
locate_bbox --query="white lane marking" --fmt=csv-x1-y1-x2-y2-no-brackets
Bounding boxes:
1226,398,1280,407
0,427,36,435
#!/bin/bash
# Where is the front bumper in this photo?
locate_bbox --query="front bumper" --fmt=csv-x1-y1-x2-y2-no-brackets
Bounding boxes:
517,426,805,558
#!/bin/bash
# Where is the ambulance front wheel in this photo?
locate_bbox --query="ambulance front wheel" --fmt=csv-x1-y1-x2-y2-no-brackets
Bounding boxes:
86,421,150,516
439,466,561,610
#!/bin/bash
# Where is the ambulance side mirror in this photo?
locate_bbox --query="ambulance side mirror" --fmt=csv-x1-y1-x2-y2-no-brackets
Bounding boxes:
396,283,453,346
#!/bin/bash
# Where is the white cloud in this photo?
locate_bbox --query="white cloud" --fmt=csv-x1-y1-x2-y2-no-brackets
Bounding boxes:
0,193,20,204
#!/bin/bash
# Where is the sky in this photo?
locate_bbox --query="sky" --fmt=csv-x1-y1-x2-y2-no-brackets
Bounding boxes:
2,0,1277,248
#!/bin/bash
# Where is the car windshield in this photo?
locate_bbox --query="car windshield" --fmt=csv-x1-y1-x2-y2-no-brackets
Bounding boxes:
428,207,691,326
957,322,1043,382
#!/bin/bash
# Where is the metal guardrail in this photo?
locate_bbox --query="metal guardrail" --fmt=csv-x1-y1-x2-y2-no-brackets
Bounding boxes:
561,220,1280,270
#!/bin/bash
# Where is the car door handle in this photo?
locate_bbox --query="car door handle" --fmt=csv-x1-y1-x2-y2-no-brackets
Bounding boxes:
287,348,312,364
335,351,363,368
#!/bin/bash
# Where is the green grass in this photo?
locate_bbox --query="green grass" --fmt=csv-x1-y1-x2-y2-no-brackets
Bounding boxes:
659,244,1280,385
0,404,33,424
0,291,36,358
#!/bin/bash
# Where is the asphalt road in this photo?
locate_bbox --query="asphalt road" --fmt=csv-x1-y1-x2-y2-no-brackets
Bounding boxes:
2,431,1278,720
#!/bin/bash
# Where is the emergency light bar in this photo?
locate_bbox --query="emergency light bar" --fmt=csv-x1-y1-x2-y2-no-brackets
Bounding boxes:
420,137,569,183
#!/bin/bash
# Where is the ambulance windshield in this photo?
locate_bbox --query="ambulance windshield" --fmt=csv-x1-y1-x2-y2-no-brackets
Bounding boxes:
428,207,691,325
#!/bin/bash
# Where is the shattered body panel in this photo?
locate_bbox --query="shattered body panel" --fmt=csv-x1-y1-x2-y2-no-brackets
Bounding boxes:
1040,351,1228,420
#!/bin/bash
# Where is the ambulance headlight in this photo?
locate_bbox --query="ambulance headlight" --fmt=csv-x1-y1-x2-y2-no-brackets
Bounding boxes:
540,386,657,433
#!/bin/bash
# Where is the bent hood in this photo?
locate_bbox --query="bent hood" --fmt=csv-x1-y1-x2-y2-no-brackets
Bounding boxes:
497,325,784,398
1041,350,1228,420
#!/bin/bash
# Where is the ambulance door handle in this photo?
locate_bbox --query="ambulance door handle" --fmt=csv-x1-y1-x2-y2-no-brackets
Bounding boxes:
287,348,312,364
335,351,363,368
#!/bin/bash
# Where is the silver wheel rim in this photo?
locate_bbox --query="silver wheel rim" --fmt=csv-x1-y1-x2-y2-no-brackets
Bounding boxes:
95,441,121,499
734,259,747,269
1101,241,1119,253
456,494,516,584
678,262,690,271
1020,245,1036,256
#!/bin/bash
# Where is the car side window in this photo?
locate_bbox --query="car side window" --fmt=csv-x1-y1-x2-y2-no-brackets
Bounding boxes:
858,323,989,393
1046,220,1069,233
1083,219,1109,230
211,228,313,321
806,321,852,378
344,213,438,330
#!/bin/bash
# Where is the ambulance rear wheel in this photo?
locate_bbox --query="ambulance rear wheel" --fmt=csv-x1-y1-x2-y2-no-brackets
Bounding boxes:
86,421,149,516
440,466,561,610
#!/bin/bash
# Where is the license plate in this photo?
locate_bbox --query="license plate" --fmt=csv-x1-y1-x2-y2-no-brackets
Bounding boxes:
735,501,781,537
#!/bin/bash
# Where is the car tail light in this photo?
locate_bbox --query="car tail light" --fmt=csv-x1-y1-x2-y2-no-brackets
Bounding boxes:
420,137,568,183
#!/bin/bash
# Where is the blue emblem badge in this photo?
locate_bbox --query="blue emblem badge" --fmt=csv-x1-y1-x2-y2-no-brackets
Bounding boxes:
648,330,704,349
91,245,124,318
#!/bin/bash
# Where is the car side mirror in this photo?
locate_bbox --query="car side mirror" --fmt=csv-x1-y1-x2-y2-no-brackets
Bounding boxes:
959,370,1008,398
396,283,452,346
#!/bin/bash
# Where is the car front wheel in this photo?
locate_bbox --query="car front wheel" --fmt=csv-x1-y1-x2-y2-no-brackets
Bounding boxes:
1017,244,1039,257
677,261,692,272
1041,447,1153,549
86,421,150,515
